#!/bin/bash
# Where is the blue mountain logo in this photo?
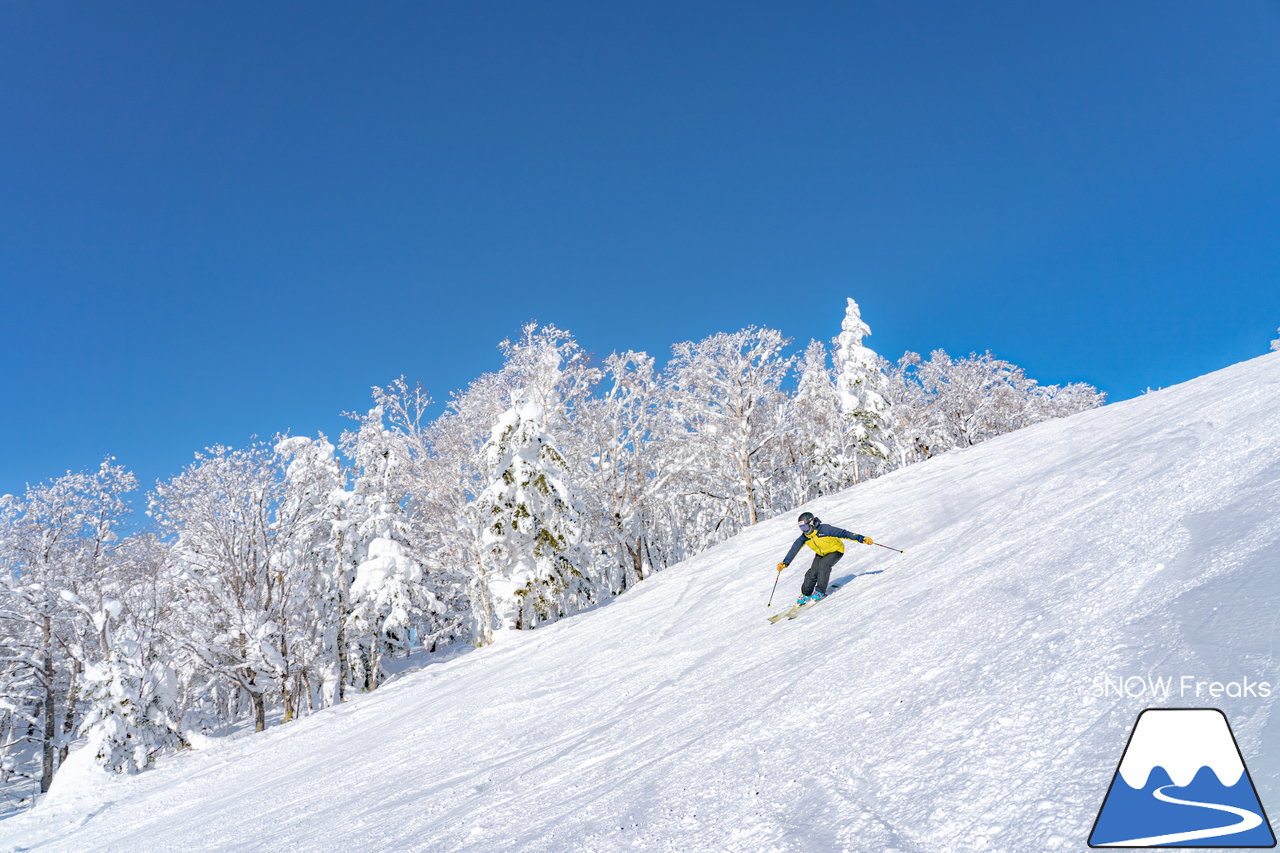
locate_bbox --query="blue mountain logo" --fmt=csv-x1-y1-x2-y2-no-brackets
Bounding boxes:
1090,708,1276,848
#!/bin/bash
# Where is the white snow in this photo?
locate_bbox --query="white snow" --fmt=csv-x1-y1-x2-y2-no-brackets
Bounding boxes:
4,353,1279,852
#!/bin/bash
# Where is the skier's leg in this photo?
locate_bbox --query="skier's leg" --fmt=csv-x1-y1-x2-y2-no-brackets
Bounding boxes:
801,557,820,597
814,552,842,595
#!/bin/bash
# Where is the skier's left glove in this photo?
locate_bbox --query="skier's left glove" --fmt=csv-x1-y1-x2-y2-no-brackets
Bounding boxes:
861,536,874,546
776,562,787,572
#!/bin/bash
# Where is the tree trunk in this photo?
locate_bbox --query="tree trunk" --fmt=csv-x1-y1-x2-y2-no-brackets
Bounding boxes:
251,687,266,733
40,616,55,793
475,563,494,647
335,526,350,704
280,634,294,723
0,714,13,785
624,538,646,588
367,642,381,691
59,659,81,766
243,665,266,733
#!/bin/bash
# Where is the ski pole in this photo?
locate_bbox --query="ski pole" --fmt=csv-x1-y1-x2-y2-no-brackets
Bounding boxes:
873,542,905,554
767,567,782,607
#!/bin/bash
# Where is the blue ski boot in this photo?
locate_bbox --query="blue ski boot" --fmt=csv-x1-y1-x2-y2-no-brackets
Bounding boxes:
811,590,826,601
795,594,812,605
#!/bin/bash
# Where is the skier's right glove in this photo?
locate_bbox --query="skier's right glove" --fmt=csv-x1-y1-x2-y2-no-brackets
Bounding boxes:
862,537,875,546
776,562,787,572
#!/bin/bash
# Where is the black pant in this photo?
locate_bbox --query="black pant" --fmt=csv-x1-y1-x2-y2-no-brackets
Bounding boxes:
802,551,843,596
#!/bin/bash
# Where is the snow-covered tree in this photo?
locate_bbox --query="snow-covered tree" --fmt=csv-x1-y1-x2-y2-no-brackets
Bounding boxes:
343,407,441,689
472,395,591,631
420,372,514,647
423,324,601,643
364,380,470,653
886,349,1104,461
274,435,349,711
497,322,601,436
661,326,794,535
786,340,846,500
575,351,668,592
72,529,186,774
0,461,136,791
1271,326,1279,352
150,444,290,733
79,631,183,774
831,298,897,481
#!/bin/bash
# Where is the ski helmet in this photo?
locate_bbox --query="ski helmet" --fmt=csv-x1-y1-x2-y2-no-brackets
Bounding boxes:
797,512,820,532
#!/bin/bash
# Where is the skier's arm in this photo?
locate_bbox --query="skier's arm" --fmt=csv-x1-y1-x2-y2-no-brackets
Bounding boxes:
823,524,873,545
778,535,807,568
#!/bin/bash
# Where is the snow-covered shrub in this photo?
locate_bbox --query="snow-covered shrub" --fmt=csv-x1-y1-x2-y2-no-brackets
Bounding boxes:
80,636,185,774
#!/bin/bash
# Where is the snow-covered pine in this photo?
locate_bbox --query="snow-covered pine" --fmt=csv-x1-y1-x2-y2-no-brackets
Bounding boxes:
831,298,897,482
787,340,846,501
343,407,441,689
472,394,592,631
420,371,516,647
1271,326,1279,351
364,380,470,654
495,323,606,580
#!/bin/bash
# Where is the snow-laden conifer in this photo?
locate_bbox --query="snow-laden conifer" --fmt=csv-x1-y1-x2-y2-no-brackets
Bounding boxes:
365,379,471,653
344,408,441,688
788,340,846,500
831,298,897,482
473,395,591,630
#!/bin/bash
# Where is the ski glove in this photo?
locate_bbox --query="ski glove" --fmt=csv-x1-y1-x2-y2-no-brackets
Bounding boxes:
776,562,787,572
861,536,874,546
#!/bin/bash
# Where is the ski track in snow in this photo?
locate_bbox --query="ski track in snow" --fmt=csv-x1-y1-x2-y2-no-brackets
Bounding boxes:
3,354,1280,852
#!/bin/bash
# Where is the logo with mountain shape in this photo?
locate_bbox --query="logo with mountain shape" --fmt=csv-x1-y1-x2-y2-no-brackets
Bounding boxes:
1090,708,1276,848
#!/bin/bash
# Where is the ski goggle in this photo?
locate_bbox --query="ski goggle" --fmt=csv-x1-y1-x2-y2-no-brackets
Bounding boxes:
798,521,815,533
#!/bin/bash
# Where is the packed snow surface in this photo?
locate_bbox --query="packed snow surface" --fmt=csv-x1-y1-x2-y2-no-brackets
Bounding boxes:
5,354,1279,852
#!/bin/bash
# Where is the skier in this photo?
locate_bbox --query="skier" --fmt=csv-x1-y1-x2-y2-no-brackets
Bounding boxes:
776,511,874,605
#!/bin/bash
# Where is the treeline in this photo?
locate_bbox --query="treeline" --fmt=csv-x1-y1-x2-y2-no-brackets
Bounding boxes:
0,299,1103,801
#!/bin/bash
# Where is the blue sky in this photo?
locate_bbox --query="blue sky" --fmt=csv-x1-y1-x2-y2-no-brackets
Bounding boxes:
2,2,1278,495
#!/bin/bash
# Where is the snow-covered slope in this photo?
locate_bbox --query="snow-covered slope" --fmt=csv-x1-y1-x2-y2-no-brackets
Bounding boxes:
6,354,1280,853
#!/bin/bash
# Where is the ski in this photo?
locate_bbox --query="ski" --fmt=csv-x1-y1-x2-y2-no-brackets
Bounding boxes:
769,583,843,624
767,602,805,624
